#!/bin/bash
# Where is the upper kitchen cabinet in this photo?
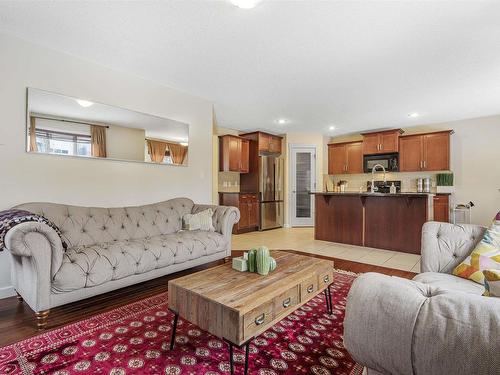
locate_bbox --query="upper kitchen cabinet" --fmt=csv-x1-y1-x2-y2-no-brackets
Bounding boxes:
328,141,363,174
240,131,282,155
399,130,452,172
219,135,250,173
361,129,403,155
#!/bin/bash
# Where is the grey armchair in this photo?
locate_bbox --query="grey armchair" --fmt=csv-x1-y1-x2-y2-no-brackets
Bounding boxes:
344,221,500,375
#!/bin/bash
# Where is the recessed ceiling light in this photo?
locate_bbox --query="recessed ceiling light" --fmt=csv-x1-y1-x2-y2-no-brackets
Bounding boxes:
275,118,288,125
230,0,261,9
76,99,94,108
329,126,336,130
408,112,419,118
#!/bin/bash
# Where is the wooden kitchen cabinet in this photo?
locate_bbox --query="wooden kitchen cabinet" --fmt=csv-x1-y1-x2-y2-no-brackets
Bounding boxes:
219,135,250,173
361,129,402,155
219,193,259,233
433,194,450,222
328,141,363,174
240,131,282,155
399,131,451,172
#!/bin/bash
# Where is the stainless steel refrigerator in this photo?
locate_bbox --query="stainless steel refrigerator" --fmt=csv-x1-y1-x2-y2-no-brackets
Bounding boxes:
260,156,284,230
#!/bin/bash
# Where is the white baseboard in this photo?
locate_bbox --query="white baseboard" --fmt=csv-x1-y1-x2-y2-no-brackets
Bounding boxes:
0,285,16,299
283,223,291,228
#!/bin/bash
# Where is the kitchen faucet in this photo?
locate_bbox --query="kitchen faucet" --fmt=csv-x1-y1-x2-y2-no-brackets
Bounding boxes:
371,164,387,193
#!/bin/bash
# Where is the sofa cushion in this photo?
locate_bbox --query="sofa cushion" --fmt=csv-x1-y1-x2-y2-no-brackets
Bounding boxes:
16,198,195,249
413,272,485,295
484,269,500,297
52,230,227,292
183,209,215,231
452,210,500,284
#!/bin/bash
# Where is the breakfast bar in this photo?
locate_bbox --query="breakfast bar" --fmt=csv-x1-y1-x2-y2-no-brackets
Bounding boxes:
313,192,430,254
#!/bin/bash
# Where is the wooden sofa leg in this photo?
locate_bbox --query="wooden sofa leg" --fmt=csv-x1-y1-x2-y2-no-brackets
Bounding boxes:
36,310,50,330
15,291,23,302
224,256,231,263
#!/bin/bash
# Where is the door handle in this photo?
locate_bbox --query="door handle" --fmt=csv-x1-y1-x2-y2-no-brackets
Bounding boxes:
282,297,291,308
423,160,426,169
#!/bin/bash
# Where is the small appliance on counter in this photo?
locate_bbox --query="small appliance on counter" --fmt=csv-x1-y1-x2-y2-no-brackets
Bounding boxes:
416,178,431,193
452,201,475,224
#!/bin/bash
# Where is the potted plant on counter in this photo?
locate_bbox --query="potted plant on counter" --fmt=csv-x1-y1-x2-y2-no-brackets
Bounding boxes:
436,172,454,194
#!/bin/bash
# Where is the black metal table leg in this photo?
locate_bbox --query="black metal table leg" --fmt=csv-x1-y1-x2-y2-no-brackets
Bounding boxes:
324,285,333,314
229,342,234,375
244,341,250,375
169,312,179,350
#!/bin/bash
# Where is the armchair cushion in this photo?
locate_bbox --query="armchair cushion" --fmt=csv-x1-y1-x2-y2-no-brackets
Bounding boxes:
452,211,500,284
413,272,484,295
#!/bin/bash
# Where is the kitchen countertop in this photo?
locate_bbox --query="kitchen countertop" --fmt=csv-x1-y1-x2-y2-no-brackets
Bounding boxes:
310,191,431,197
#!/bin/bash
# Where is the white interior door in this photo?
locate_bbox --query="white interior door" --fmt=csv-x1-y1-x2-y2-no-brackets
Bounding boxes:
290,145,316,227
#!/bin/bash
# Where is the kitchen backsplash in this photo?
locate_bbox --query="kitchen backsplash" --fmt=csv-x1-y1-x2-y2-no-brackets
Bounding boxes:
323,171,441,193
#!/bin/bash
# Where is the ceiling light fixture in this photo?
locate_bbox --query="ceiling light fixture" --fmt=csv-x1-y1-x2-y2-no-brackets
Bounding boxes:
230,0,261,9
275,118,288,125
329,126,336,130
408,112,419,118
76,99,94,108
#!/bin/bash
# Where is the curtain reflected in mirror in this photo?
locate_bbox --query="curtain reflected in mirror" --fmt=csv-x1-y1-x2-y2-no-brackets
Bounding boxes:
26,88,189,166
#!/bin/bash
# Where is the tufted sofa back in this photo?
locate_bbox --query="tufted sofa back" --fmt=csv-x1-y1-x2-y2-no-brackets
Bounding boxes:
16,198,195,249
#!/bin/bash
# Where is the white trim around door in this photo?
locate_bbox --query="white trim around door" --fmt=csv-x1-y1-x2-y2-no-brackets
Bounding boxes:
289,144,317,227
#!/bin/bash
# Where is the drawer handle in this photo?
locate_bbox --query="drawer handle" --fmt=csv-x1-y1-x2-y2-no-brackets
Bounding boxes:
307,285,314,293
255,313,265,325
323,275,330,283
282,297,291,308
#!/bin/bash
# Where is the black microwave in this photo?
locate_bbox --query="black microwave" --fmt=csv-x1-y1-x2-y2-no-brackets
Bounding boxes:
363,153,399,173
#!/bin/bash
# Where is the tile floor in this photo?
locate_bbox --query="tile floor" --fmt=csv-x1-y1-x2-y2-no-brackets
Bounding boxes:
232,227,421,273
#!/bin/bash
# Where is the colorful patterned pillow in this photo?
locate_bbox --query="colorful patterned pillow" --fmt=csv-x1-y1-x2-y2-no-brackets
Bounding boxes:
483,269,500,297
452,211,500,284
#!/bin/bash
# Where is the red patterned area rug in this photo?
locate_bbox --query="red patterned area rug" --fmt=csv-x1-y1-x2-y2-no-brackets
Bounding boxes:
0,271,363,375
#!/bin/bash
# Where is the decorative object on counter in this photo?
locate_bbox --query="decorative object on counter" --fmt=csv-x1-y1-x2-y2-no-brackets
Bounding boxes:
366,180,401,194
338,180,348,193
232,256,248,272
417,178,423,193
248,248,257,272
452,201,475,224
390,182,397,194
423,177,431,193
436,172,455,193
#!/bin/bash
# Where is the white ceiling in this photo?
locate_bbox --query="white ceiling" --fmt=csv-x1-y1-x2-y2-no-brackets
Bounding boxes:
2,1,500,136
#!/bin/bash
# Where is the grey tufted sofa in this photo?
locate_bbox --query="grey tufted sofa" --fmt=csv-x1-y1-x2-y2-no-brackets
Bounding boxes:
4,198,239,329
344,221,500,375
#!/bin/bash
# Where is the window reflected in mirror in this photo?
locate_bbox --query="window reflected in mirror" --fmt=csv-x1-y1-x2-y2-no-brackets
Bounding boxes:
27,88,189,166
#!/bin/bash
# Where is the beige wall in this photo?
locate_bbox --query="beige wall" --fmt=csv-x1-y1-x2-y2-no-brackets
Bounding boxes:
0,33,213,298
106,124,146,161
327,116,500,226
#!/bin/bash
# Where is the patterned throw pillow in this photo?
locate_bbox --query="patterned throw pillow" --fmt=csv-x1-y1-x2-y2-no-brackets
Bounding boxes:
183,209,215,231
452,211,500,284
484,269,500,297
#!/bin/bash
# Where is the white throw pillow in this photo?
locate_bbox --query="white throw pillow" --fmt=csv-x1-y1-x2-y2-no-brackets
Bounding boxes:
183,209,215,231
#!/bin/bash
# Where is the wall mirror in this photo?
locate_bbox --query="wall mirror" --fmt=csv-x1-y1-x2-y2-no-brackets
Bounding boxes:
26,88,189,166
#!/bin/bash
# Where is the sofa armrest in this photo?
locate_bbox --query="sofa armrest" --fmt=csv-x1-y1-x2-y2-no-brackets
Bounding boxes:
4,222,65,311
345,272,500,375
344,273,428,375
192,204,240,235
421,221,486,273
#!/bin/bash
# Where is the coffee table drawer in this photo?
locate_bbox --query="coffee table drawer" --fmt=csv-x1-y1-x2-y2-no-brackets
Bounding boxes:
300,276,318,302
244,300,274,339
273,285,300,318
318,269,334,290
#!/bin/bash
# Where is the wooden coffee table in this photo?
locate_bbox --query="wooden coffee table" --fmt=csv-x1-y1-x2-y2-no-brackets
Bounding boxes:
167,250,334,374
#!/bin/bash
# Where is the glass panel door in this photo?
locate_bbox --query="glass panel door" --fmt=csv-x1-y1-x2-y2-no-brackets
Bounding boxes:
290,146,316,226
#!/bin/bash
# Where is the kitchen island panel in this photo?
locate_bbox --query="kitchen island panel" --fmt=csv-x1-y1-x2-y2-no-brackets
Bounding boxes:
364,196,428,254
314,195,364,246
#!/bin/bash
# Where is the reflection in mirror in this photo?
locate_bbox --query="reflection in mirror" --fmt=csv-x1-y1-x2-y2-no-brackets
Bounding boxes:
26,88,189,166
